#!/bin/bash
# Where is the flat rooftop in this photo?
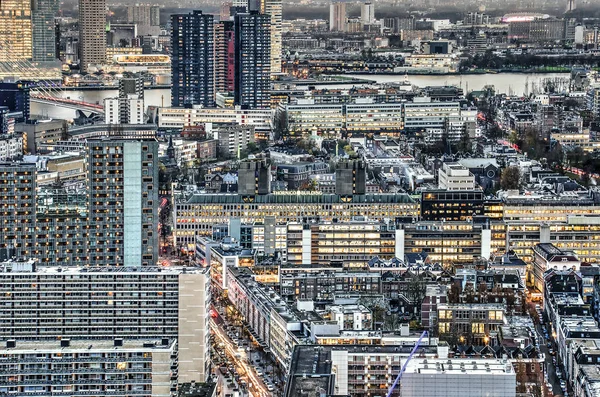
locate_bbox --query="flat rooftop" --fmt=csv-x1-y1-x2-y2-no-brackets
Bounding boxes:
0,338,175,353
181,193,416,205
404,357,514,376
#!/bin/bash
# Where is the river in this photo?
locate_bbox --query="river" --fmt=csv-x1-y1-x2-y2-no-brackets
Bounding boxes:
32,72,569,120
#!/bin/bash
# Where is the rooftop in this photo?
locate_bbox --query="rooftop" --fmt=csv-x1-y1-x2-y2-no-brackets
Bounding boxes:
0,338,175,353
181,193,416,205
403,357,514,376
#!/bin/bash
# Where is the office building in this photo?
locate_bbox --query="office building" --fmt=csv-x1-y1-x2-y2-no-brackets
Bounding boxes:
238,159,271,195
279,101,405,137
214,21,235,95
438,163,476,191
157,106,272,137
336,160,366,195
0,262,212,383
401,358,516,397
530,243,580,293
0,0,32,60
261,0,282,74
0,339,177,396
421,190,485,221
361,2,375,24
329,2,347,31
285,344,469,397
508,18,570,42
171,11,215,107
234,12,271,109
32,0,60,62
286,220,399,267
403,101,462,131
78,0,106,72
0,139,159,267
507,216,600,264
173,193,418,249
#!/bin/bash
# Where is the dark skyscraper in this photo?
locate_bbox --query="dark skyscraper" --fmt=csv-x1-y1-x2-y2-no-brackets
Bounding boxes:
234,11,271,109
171,11,215,107
32,0,60,62
214,20,235,95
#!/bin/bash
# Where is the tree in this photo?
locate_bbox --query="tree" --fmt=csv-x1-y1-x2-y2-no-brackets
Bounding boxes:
457,130,472,153
246,142,259,154
406,276,427,308
500,166,521,190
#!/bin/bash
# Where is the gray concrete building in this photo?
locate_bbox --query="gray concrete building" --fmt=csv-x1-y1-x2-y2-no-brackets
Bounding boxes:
0,138,160,267
335,160,366,195
238,159,271,195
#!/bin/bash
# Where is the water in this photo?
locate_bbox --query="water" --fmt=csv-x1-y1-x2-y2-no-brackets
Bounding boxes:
32,72,568,120
325,73,570,96
31,88,171,120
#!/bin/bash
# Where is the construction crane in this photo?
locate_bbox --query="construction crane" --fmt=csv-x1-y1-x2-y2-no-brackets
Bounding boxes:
385,331,428,397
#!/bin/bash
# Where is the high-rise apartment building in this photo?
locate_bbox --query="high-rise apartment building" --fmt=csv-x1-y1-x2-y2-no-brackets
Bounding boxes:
220,1,232,20
329,2,347,31
214,20,235,95
0,339,178,396
119,76,145,123
78,0,106,72
0,261,212,383
0,139,159,267
171,11,215,107
127,4,160,26
150,5,160,25
361,1,375,24
260,0,282,74
32,0,60,62
0,0,33,60
234,11,271,109
104,95,145,124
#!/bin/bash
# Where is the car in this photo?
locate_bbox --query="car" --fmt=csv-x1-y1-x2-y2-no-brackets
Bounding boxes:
256,370,263,376
267,385,275,392
547,342,552,348
549,348,554,355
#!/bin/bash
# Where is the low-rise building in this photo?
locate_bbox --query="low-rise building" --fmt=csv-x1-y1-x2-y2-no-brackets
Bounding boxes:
401,357,516,397
437,303,506,345
438,162,476,191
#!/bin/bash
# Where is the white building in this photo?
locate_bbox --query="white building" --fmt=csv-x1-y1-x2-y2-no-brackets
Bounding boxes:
401,358,516,397
104,97,120,124
104,94,145,124
361,2,375,24
329,2,347,31
0,135,22,161
438,162,476,190
157,106,272,138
